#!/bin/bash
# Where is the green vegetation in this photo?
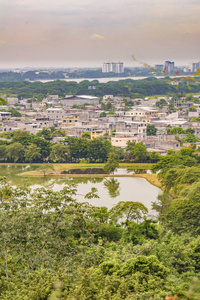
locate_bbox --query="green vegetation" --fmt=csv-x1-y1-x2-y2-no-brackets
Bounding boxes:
155,98,167,109
0,130,161,164
147,124,157,136
1,77,200,100
1,152,200,298
0,68,166,82
104,152,119,174
126,141,158,163
190,117,200,122
169,127,186,134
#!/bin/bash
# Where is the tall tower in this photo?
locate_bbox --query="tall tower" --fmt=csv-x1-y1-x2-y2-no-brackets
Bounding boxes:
189,62,200,73
102,62,124,73
164,61,175,74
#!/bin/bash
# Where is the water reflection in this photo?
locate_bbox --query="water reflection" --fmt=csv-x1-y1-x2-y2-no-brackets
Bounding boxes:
114,168,151,175
129,169,147,174
0,165,161,213
104,178,120,198
0,164,46,187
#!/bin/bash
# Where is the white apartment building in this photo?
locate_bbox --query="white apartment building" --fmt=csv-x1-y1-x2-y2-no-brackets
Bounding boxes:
102,62,124,73
189,62,200,73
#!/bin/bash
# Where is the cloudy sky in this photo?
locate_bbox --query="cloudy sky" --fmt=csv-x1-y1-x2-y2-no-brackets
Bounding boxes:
0,0,200,68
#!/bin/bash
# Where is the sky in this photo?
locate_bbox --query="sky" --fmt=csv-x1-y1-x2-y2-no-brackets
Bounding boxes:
0,0,200,69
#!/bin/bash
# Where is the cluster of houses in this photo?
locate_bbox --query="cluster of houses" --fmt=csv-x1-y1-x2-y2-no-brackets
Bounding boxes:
1,93,200,154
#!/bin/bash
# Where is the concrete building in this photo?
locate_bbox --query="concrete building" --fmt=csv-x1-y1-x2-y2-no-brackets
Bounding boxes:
111,133,137,148
61,95,99,107
47,95,59,101
102,62,124,73
110,120,147,139
103,95,114,101
0,112,11,121
144,140,181,151
7,97,18,105
90,129,111,139
46,108,65,120
164,61,175,73
189,62,200,73
62,116,79,126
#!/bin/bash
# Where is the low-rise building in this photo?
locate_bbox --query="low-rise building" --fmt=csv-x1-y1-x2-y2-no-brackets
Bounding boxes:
0,111,11,121
90,129,111,139
7,97,18,105
61,95,99,107
62,116,79,126
46,108,65,120
111,133,137,147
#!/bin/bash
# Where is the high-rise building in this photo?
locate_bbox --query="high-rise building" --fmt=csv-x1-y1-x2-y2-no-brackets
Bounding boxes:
102,62,124,73
164,61,175,74
189,62,200,73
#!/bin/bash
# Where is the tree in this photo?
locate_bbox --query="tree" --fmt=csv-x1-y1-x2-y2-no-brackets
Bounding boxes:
126,141,148,162
39,164,55,176
152,150,198,176
100,112,107,117
81,132,91,139
190,117,200,122
155,99,167,109
147,124,157,136
189,105,197,112
24,143,42,163
169,127,185,134
183,134,199,144
36,128,51,139
123,218,159,244
7,142,24,162
109,201,148,224
88,139,108,163
0,145,7,161
185,128,195,134
133,142,148,162
163,183,200,235
67,137,89,162
104,152,119,174
0,179,86,278
148,151,160,163
168,103,175,112
49,144,68,162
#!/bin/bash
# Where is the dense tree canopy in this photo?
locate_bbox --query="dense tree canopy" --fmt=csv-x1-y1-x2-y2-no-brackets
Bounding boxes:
0,174,200,299
1,77,200,100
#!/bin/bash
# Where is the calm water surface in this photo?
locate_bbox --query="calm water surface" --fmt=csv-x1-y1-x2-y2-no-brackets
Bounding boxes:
0,165,160,216
32,75,183,84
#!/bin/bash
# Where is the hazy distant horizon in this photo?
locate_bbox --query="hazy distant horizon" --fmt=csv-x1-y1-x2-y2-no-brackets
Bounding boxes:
1,0,200,69
0,62,191,71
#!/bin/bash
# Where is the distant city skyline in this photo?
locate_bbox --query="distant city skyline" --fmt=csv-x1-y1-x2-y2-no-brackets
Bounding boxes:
1,0,200,69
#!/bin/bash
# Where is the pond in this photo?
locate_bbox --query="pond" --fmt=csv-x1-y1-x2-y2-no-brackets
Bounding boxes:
0,165,161,217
